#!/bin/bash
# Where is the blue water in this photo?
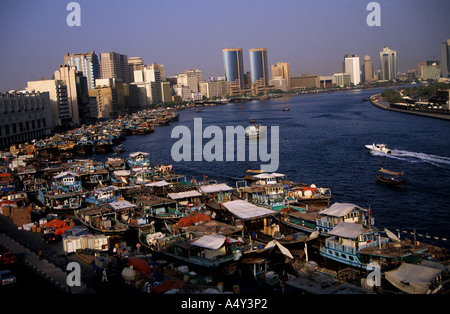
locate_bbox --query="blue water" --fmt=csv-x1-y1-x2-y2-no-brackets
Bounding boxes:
102,87,450,248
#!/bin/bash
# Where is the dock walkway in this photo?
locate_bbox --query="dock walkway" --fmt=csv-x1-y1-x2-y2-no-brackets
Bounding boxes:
370,94,450,121
0,214,96,294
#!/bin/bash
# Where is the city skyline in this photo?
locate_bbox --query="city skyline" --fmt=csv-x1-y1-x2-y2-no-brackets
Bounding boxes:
1,0,449,91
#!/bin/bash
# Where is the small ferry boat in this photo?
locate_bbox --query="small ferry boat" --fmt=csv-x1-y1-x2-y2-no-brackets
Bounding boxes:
245,124,260,138
365,143,392,154
113,144,126,154
376,168,406,186
282,107,290,111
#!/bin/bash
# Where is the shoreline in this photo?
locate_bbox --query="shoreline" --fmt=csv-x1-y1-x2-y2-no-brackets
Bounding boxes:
370,93,450,121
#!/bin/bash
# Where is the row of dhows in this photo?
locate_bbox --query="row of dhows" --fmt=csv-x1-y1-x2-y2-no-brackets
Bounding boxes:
2,147,448,293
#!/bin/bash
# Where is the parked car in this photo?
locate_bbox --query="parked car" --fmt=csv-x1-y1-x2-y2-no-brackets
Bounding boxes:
42,232,61,244
0,252,18,264
0,270,17,285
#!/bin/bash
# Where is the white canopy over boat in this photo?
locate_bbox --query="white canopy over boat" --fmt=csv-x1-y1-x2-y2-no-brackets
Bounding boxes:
168,190,202,199
191,234,227,250
199,183,234,194
54,171,78,178
385,263,443,294
327,222,366,239
252,172,285,179
222,199,274,220
129,151,150,158
109,200,137,210
145,180,170,187
114,170,131,177
263,240,294,259
320,202,367,217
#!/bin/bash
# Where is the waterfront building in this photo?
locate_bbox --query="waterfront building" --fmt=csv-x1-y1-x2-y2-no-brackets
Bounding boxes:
0,91,52,148
177,69,201,93
249,48,269,88
334,73,351,87
89,80,119,119
319,76,336,88
53,64,90,126
133,66,162,105
379,46,397,81
290,75,320,90
26,78,71,128
199,80,228,99
441,39,450,78
99,52,131,83
63,51,100,90
269,77,288,91
161,81,172,103
173,84,193,101
421,61,441,80
417,61,426,77
271,62,291,90
222,48,245,92
128,57,145,82
361,55,374,83
343,54,361,85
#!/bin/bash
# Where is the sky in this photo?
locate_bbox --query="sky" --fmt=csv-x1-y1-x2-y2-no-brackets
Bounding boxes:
0,0,449,92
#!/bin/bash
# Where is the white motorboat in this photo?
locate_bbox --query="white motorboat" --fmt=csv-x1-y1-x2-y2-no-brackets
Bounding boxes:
245,124,260,138
365,143,392,154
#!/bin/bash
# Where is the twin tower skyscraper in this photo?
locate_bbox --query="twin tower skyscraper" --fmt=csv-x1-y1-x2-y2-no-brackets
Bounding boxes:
222,48,268,91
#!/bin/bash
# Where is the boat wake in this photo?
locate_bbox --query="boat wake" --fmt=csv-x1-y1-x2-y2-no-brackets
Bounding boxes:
372,149,450,168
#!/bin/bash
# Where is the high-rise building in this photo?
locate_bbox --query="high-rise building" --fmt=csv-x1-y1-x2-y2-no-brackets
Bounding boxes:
361,55,374,83
441,39,450,78
343,54,361,85
222,48,245,90
271,62,290,89
99,52,131,83
54,65,89,126
128,57,145,82
63,51,100,89
379,46,397,81
133,65,162,106
249,48,269,87
26,79,70,129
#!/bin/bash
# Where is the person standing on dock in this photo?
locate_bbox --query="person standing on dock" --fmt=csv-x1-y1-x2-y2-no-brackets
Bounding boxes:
102,268,108,282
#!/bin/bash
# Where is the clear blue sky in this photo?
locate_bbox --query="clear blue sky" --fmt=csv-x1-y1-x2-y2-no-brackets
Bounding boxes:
1,0,449,91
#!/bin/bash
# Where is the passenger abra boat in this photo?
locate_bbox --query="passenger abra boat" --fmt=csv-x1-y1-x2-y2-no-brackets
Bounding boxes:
376,168,406,186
